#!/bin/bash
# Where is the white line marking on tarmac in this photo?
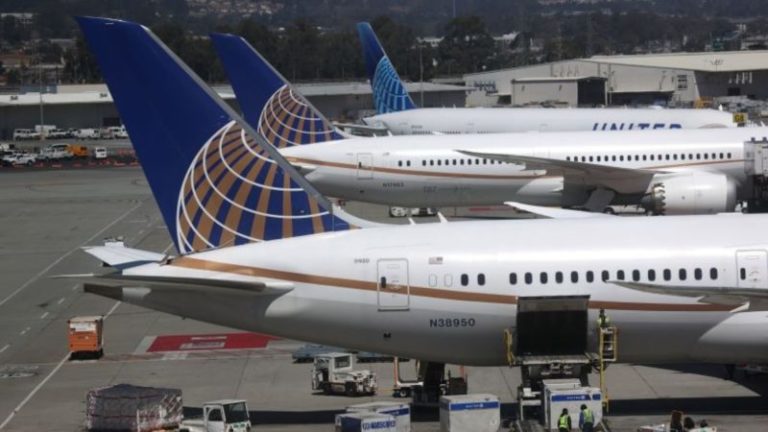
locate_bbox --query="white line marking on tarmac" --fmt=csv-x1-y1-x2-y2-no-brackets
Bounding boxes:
57,298,65,305
0,351,69,430
39,312,49,320
0,345,8,354
71,285,78,291
19,327,30,336
0,300,121,430
0,201,145,309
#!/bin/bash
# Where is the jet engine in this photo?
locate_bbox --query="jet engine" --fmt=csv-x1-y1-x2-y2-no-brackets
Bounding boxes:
641,172,738,215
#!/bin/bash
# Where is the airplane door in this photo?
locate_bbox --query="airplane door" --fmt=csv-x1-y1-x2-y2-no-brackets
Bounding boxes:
357,153,374,179
377,259,410,310
736,250,768,288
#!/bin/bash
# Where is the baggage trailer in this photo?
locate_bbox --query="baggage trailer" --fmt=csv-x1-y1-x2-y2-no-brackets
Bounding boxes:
68,315,104,360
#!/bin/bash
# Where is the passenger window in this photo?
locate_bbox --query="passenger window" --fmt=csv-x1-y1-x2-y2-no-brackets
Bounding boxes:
740,268,746,280
398,161,402,167
422,160,426,166
617,270,625,280
407,161,411,167
540,272,548,284
663,269,671,281
673,154,678,160
679,269,687,281
586,271,594,283
620,155,624,161
632,270,640,282
681,154,686,160
437,160,442,166
704,154,708,160
665,154,670,160
555,272,563,283
478,273,486,286
444,274,453,287
566,156,571,161
650,154,655,161
597,156,601,162
509,273,517,285
648,269,656,281
727,152,732,159
601,270,609,281
429,274,438,287
525,272,533,284
710,268,718,280
571,271,578,283
611,156,616,162
460,274,468,286
430,160,434,166
589,156,593,162
719,153,724,159
642,155,647,161
694,268,702,280
452,160,457,165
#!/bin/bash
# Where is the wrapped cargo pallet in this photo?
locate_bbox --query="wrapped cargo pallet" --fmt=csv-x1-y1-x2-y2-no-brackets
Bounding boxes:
85,384,182,431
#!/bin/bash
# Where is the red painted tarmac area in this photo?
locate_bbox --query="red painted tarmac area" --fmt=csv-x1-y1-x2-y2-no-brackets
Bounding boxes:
146,333,279,352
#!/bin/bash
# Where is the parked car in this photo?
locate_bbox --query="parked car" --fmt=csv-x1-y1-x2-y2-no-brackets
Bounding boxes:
38,143,73,161
114,125,128,139
47,129,71,139
74,128,100,140
2,152,36,166
13,129,39,141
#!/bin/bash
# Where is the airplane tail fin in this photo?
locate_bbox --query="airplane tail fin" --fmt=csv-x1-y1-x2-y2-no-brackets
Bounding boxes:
356,22,416,114
77,17,372,255
210,33,346,147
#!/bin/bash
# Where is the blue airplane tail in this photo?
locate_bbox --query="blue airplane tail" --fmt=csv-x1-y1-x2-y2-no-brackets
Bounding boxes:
356,22,416,114
210,33,345,148
76,17,359,254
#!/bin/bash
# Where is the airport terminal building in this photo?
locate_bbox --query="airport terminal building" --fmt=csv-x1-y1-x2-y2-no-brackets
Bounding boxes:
0,81,468,140
464,50,768,107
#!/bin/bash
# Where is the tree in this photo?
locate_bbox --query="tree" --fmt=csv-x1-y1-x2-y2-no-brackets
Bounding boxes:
437,16,495,75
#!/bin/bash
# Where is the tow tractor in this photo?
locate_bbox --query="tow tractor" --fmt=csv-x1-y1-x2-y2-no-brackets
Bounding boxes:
506,296,617,431
180,399,251,432
311,352,378,396
391,357,468,406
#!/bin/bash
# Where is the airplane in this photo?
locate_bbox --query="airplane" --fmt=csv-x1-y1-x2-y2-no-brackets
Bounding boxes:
355,22,736,135
74,17,768,372
211,32,763,214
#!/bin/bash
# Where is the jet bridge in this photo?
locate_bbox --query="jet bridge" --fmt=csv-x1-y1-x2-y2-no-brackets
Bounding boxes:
505,296,618,426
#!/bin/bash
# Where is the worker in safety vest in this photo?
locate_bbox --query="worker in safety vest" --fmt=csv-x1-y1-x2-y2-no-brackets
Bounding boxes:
597,308,611,329
558,408,572,432
579,404,595,432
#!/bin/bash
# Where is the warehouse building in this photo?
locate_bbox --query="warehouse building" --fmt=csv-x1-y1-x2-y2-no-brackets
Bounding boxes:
465,50,768,108
0,81,468,140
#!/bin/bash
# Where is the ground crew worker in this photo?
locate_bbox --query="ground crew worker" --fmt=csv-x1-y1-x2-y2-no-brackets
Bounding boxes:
597,308,611,329
579,404,595,432
558,408,572,432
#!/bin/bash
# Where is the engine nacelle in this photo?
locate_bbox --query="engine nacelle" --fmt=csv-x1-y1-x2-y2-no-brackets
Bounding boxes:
641,172,738,215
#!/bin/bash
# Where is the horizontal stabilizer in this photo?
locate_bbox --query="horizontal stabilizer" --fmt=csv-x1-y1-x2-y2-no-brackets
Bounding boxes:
504,201,614,219
612,280,768,310
458,150,659,194
82,246,165,269
55,272,294,297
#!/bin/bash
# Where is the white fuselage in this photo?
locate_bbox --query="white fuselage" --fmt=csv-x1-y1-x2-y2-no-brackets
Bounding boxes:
282,127,767,208
363,107,736,135
124,214,768,366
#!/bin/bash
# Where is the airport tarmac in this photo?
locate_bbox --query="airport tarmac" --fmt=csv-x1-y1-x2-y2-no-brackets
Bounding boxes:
0,167,767,431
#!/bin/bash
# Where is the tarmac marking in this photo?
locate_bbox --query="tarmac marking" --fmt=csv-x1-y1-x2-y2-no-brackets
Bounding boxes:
0,345,8,354
0,351,69,430
0,300,121,430
57,298,65,305
0,200,144,309
18,327,30,336
39,312,49,320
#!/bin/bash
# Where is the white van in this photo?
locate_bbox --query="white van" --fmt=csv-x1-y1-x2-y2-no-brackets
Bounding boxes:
74,128,100,140
38,143,73,161
93,146,108,160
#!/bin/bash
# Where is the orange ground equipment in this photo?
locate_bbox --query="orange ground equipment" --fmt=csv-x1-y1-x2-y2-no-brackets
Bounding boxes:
68,315,104,360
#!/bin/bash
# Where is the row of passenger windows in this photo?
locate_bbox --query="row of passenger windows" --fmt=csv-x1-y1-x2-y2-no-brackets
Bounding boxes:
395,151,735,168
396,158,509,167
566,152,733,163
456,267,725,287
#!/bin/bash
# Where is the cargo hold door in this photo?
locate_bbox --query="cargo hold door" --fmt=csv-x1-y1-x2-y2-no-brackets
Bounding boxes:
377,259,410,310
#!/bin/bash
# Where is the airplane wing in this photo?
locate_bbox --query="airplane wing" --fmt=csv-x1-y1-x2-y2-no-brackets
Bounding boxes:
83,246,166,269
612,280,768,310
333,122,389,135
458,150,661,194
504,201,614,219
54,272,294,297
